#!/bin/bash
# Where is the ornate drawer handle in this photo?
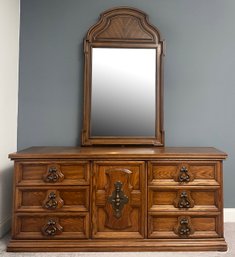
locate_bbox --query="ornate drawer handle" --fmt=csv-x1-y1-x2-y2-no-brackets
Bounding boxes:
42,218,63,236
45,167,59,182
178,166,191,182
43,166,64,183
108,181,129,219
47,167,59,182
179,217,191,236
44,192,58,209
174,191,194,209
174,216,194,237
42,191,64,210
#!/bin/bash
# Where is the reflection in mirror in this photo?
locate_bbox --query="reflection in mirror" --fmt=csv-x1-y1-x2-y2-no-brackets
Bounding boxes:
91,48,156,137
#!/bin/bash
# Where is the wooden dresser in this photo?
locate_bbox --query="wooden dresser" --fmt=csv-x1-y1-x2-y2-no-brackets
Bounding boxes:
7,146,227,252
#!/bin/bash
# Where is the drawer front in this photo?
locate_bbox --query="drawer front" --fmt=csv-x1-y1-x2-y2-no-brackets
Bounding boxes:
92,161,146,239
148,161,220,186
148,188,219,212
16,161,90,185
14,213,89,239
15,186,89,212
148,214,221,238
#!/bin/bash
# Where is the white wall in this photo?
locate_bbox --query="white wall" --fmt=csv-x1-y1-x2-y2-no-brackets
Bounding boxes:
0,0,20,237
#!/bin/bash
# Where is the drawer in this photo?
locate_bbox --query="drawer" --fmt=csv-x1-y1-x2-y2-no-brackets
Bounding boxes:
15,161,90,185
148,187,220,212
14,213,89,239
15,186,89,212
148,213,222,238
148,161,220,186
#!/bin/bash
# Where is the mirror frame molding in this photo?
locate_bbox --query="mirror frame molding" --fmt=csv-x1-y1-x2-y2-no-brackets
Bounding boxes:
82,6,165,146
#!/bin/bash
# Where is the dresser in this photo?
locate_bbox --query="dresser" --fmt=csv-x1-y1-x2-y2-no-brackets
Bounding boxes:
8,6,228,252
7,146,227,252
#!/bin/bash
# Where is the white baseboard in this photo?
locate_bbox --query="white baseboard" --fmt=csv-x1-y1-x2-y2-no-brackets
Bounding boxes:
224,208,235,222
0,216,11,238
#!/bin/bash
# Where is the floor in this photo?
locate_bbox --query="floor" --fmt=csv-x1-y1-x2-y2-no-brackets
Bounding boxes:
0,223,234,257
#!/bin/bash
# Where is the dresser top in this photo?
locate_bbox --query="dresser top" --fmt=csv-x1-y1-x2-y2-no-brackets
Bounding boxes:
9,146,227,160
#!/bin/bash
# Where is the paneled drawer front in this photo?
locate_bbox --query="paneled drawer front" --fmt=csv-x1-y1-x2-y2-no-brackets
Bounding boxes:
15,186,89,212
148,213,221,239
14,213,89,239
16,161,90,185
92,161,146,239
148,188,219,212
148,161,220,186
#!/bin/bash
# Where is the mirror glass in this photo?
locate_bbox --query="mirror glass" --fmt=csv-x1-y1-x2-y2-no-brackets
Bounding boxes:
90,48,156,137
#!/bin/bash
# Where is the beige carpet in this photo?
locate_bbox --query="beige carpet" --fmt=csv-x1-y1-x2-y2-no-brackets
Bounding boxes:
0,223,234,257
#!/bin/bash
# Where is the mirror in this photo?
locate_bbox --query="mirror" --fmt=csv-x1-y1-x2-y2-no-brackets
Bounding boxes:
91,48,156,137
82,7,164,146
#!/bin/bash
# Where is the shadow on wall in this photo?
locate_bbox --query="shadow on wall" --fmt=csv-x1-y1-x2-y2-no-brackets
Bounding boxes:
0,166,13,238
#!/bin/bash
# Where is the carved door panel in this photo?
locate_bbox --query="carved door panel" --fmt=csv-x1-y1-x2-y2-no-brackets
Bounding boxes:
92,161,146,239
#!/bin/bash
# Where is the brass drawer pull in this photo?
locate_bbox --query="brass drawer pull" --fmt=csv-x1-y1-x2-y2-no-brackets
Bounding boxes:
47,167,59,182
178,166,194,183
44,192,58,209
42,191,64,210
108,181,129,219
179,166,190,182
43,166,64,183
42,218,63,236
174,216,194,237
174,191,195,209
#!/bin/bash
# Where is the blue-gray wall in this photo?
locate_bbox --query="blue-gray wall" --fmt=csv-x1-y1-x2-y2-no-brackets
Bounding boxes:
18,0,235,207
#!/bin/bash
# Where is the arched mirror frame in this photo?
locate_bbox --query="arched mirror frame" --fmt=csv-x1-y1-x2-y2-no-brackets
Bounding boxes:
82,7,165,146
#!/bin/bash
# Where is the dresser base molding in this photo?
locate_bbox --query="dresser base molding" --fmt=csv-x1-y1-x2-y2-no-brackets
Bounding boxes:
7,238,227,252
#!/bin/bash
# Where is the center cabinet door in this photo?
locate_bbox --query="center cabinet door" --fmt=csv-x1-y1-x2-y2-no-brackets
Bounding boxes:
92,161,146,238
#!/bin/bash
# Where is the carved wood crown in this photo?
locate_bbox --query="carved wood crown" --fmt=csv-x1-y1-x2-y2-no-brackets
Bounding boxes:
86,7,161,43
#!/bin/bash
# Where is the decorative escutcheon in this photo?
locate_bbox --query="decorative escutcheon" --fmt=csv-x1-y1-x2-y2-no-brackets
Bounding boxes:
43,165,64,183
108,181,129,219
174,216,194,237
174,191,194,209
42,218,63,236
178,166,194,183
42,191,64,210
